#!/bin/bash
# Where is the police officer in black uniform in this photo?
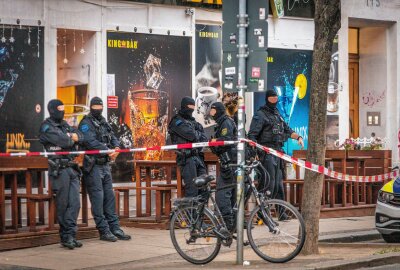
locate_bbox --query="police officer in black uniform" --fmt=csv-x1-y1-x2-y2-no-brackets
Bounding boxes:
79,97,131,242
168,97,208,197
248,90,304,206
209,102,237,230
39,99,84,249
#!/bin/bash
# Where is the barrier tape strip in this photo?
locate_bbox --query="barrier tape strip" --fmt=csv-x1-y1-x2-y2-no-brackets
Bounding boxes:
0,139,396,182
243,139,397,183
0,141,239,157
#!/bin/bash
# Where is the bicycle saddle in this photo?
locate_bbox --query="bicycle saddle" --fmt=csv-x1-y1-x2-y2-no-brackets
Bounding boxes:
194,175,215,187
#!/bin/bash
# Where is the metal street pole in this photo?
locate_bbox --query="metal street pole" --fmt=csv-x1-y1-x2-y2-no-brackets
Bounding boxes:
236,0,247,265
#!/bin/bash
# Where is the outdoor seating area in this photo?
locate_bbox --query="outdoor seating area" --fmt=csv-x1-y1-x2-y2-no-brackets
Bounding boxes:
0,149,392,250
286,150,391,217
0,157,95,251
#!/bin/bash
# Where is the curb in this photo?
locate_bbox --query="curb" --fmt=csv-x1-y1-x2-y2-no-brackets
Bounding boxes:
305,252,400,270
319,230,381,243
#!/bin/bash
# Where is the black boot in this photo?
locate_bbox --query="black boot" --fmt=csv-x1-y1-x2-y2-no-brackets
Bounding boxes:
61,236,75,250
100,231,118,242
73,239,83,248
112,229,131,240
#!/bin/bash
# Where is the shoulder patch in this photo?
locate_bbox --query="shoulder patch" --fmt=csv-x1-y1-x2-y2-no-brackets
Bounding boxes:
221,128,228,136
41,124,50,133
253,115,259,120
80,124,90,133
175,119,183,126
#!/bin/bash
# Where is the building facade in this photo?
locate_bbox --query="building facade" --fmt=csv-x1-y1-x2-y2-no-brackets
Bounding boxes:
1,0,399,167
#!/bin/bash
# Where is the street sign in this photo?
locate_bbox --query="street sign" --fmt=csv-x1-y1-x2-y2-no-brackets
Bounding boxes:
222,23,239,52
222,0,239,52
246,51,268,92
247,20,268,51
222,0,269,92
222,52,239,92
247,0,269,22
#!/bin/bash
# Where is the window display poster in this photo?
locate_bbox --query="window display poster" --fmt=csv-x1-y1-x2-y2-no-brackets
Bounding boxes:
254,48,312,156
0,26,44,153
195,24,238,137
107,31,191,180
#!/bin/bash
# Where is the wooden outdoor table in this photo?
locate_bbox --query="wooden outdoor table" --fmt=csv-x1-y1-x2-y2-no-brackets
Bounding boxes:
346,155,373,205
293,150,348,207
133,160,181,217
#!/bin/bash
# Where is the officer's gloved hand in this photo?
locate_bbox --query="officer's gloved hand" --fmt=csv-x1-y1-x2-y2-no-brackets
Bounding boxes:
71,133,81,142
109,147,120,161
298,137,304,149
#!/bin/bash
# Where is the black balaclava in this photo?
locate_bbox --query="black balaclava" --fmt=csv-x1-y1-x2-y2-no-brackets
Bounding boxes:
179,96,195,119
265,89,278,109
211,102,226,121
90,97,104,120
47,99,65,122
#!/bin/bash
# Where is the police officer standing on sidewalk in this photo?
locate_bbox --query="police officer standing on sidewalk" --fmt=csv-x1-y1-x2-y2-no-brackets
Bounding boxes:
248,90,304,208
39,99,84,249
209,102,237,230
168,97,208,197
79,97,131,242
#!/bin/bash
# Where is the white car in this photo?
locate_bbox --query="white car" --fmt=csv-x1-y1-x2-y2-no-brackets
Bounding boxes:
375,178,400,243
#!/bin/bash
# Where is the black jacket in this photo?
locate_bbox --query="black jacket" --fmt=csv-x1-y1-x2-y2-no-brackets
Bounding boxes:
78,114,120,151
168,113,207,144
248,105,294,150
39,118,83,160
212,114,237,157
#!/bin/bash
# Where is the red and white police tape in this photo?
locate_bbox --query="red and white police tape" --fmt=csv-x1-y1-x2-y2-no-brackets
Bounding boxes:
0,141,238,157
243,138,398,183
0,139,397,182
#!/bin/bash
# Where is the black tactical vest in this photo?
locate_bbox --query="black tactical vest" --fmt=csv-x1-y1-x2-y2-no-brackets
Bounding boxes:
258,108,286,148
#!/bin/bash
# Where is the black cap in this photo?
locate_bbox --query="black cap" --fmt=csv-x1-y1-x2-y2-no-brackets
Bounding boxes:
47,99,64,122
266,89,277,98
47,99,63,114
90,97,103,107
211,102,226,120
181,96,195,109
211,102,225,113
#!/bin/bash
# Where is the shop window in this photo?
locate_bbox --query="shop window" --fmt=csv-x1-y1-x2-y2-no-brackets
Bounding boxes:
57,29,95,127
349,28,359,55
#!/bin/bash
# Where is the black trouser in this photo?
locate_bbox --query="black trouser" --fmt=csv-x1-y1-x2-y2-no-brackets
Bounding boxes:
216,158,236,218
179,155,207,197
259,154,285,200
84,164,120,234
49,167,81,242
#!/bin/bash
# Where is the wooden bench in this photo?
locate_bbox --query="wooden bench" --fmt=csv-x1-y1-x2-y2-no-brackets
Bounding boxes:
114,183,177,222
23,194,55,232
0,168,24,233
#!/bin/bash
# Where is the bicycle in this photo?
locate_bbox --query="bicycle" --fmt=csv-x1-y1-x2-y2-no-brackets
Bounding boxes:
169,160,306,264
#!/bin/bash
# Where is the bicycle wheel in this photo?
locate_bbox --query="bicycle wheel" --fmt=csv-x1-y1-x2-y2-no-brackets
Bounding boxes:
170,206,221,264
247,199,305,263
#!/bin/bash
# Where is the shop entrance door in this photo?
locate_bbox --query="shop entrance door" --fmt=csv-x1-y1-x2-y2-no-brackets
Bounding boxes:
349,56,359,138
